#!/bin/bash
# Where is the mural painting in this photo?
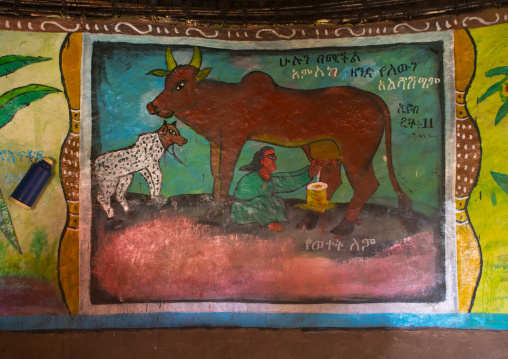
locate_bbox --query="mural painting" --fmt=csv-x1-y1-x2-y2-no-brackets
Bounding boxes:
79,34,455,313
0,10,506,329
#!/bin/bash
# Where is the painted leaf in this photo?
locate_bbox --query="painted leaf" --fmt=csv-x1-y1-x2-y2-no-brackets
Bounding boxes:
495,100,508,125
147,69,170,77
0,84,61,129
0,189,22,254
478,79,504,103
0,55,51,78
485,67,508,77
491,171,508,196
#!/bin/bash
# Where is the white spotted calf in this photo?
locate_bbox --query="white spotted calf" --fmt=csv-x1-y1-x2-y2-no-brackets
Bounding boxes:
93,121,187,218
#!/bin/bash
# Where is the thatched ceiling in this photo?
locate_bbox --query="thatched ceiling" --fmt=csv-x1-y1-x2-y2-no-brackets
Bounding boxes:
0,0,506,25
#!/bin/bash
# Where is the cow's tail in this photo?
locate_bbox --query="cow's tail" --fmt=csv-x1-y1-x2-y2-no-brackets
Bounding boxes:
380,98,413,217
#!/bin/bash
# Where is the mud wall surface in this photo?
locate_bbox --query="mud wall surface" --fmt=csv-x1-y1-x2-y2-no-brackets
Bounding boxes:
2,328,508,358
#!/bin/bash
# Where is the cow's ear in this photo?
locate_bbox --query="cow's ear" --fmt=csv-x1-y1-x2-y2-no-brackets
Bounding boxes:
196,67,212,82
147,69,170,77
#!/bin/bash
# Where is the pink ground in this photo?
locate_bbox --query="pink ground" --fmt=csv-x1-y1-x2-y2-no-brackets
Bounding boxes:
93,215,438,302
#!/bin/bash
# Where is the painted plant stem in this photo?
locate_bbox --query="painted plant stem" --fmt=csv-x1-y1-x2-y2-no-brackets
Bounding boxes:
0,189,22,254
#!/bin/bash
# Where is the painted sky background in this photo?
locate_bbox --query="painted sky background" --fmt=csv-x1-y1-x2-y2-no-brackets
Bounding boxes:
91,40,446,217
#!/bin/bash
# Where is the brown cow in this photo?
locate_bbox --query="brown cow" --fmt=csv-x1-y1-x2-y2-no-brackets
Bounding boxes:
146,46,412,235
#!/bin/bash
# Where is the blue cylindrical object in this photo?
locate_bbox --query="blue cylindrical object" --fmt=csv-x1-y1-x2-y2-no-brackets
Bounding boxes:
9,157,54,210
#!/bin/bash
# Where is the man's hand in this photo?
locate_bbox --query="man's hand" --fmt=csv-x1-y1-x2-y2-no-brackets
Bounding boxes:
309,159,339,178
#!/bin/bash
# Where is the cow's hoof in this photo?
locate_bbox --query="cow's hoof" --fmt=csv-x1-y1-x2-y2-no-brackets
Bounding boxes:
204,202,227,219
148,195,168,207
330,218,355,236
296,211,320,230
400,213,419,235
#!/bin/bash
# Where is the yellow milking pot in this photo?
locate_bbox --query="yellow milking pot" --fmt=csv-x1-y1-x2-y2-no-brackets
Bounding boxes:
306,182,328,211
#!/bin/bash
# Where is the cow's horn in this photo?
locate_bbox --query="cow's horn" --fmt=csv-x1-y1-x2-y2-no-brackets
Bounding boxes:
165,46,177,71
189,46,202,70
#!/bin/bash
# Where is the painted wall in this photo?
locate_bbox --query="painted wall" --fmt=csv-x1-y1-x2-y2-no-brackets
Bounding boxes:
467,23,508,313
0,31,68,316
0,10,507,329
